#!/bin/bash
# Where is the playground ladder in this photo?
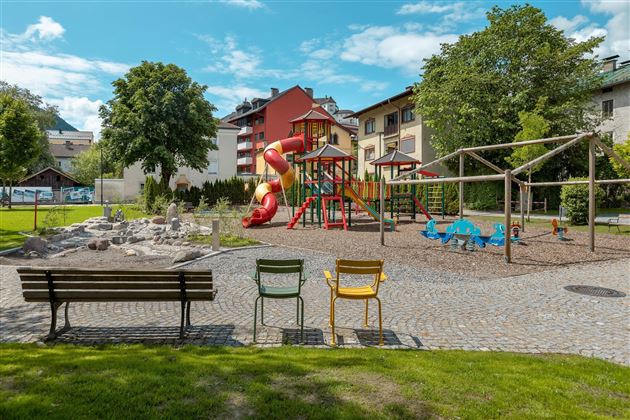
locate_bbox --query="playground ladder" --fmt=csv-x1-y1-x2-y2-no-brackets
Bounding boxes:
321,196,348,230
426,184,443,215
287,197,316,229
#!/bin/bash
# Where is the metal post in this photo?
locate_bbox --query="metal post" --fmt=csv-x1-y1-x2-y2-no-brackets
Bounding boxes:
33,191,38,231
504,170,512,263
588,136,596,252
380,176,385,246
212,220,220,251
458,152,464,219
519,184,525,233
100,145,104,205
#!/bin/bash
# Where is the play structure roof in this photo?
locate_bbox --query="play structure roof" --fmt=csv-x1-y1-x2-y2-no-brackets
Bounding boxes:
298,144,355,162
370,150,420,166
290,109,333,123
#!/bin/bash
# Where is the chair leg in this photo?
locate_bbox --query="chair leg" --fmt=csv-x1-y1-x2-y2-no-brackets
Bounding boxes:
253,296,260,343
186,301,191,327
299,296,305,344
330,297,337,346
260,297,264,325
364,299,369,327
329,289,333,327
375,297,383,346
296,298,300,324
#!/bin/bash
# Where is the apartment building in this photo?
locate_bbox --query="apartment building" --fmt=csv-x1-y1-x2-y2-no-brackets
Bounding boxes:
120,121,239,200
45,129,94,172
223,86,357,176
352,87,446,179
592,55,630,144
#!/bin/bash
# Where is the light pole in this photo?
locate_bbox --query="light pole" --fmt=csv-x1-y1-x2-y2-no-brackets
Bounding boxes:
100,143,103,205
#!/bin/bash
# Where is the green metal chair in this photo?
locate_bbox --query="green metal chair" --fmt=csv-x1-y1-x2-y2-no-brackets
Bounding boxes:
252,258,307,343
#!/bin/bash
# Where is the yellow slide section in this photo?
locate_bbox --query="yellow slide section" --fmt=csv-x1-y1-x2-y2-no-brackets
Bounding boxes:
343,187,395,231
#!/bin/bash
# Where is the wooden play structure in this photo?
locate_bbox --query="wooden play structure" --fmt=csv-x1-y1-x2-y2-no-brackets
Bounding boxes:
383,133,630,262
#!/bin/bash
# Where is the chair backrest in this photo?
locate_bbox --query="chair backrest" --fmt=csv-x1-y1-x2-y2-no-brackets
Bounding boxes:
335,259,384,293
255,259,304,292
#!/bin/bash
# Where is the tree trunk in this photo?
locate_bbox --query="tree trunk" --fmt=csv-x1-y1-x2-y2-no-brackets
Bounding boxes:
160,168,172,193
1,179,5,208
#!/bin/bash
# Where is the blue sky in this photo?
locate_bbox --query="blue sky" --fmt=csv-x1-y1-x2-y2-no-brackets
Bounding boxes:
1,1,627,138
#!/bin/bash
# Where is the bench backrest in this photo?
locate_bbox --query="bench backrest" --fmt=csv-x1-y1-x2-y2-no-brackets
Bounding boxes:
17,267,215,302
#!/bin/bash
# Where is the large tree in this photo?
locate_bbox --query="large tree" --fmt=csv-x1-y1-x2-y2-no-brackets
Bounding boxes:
414,5,603,175
0,94,44,208
0,82,56,172
100,61,218,187
70,139,122,186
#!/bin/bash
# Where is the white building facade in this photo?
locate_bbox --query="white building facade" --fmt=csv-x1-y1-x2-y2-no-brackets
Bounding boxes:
592,56,630,144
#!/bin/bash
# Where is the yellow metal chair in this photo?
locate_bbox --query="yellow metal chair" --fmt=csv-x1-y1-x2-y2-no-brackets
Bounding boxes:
324,259,387,345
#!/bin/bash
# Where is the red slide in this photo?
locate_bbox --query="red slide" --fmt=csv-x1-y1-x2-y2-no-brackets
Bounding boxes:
242,134,304,228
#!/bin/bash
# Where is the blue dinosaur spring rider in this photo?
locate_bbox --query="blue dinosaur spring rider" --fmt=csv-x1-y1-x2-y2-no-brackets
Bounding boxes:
420,219,520,251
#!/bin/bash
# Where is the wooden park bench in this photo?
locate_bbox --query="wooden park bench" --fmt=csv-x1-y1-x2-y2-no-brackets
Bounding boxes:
17,267,216,341
608,214,630,232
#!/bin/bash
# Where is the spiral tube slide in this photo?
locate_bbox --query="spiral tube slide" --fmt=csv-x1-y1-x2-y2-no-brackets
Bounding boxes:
242,134,305,228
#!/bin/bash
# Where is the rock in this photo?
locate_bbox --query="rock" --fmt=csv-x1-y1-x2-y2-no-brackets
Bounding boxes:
153,234,161,242
150,225,163,231
172,249,201,264
166,203,178,223
140,218,150,224
88,223,112,231
151,216,166,225
125,249,137,257
23,236,48,254
164,239,174,245
173,240,182,246
111,236,125,245
181,241,190,246
170,217,180,231
127,236,142,244
113,222,128,230
88,238,110,251
26,250,41,258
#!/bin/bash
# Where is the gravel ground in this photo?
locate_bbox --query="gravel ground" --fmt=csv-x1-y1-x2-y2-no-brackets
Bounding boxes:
239,207,630,279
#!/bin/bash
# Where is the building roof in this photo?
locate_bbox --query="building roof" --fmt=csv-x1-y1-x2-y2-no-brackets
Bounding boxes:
224,85,307,121
600,65,630,88
336,109,354,115
20,166,80,184
370,150,420,166
50,142,91,158
349,87,414,118
46,130,94,141
315,97,335,105
290,109,333,122
218,121,240,130
298,144,354,162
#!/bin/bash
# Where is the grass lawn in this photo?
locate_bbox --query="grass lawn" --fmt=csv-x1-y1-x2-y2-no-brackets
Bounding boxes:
188,233,261,248
1,344,628,419
0,205,151,251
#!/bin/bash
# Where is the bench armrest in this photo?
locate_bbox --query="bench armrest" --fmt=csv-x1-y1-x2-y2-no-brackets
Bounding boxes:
250,271,259,283
608,217,620,223
380,273,388,282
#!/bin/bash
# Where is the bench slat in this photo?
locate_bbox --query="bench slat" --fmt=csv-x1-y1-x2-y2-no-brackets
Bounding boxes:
19,274,212,283
22,290,216,301
16,267,211,276
21,282,213,290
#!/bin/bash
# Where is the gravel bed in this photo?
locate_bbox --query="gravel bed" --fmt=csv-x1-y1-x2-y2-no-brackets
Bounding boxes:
240,207,630,279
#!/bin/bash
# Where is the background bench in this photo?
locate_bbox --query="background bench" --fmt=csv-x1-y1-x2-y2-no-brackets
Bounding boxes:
17,267,216,340
608,214,630,232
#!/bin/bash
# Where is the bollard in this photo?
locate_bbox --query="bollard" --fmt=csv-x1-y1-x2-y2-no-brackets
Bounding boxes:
212,220,220,251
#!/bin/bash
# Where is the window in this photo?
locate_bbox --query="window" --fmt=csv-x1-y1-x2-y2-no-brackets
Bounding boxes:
400,136,415,153
57,161,62,167
140,183,145,193
208,160,218,174
602,99,613,118
402,106,415,123
364,118,375,134
210,137,217,146
330,133,339,145
364,147,375,161
255,132,265,141
56,175,61,182
255,116,264,125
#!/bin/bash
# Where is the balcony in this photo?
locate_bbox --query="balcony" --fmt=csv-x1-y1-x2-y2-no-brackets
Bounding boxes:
238,126,253,136
237,141,253,151
384,124,398,137
237,156,253,166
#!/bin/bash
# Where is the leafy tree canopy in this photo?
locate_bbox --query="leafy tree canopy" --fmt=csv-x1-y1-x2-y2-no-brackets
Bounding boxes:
610,136,630,178
70,139,122,186
100,61,218,187
506,99,550,174
0,94,45,206
413,5,603,174
0,82,56,172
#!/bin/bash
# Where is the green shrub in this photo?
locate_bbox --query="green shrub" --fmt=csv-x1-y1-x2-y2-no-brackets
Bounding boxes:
466,182,502,211
443,183,459,215
560,178,604,225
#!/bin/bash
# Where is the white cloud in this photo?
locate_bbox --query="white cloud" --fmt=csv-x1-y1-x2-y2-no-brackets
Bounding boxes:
579,0,629,57
206,84,268,115
49,97,104,139
23,16,65,40
341,25,457,74
396,1,484,33
397,1,465,15
219,0,263,10
549,15,589,33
